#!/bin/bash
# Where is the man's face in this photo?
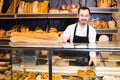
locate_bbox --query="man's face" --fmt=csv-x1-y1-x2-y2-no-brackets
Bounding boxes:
77,9,90,26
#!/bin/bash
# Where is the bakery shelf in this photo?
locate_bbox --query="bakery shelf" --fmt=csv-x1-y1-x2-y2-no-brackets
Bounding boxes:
89,7,118,13
47,13,77,18
0,42,120,80
0,8,118,19
12,64,120,77
0,59,10,62
0,14,14,19
96,29,118,34
15,13,48,19
14,8,118,19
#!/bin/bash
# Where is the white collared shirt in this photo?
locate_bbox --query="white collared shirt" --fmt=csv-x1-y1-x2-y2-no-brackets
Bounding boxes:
61,22,97,57
61,22,96,43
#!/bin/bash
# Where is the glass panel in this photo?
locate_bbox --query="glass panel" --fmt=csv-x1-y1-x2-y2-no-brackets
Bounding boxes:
12,49,49,80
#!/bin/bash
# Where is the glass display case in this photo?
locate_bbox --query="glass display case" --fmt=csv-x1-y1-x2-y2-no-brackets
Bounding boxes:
0,42,120,80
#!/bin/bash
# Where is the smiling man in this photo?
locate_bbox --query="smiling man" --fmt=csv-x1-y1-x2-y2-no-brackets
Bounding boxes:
61,6,97,66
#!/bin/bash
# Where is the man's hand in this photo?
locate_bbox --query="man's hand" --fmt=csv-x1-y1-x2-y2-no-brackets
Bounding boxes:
89,57,98,66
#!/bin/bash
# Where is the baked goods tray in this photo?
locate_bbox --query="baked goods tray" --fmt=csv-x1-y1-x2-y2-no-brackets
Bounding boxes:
0,62,9,66
60,75,97,80
0,65,11,71
12,64,120,77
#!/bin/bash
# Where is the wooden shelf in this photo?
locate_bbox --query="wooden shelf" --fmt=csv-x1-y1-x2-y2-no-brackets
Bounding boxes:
0,8,118,19
0,14,14,19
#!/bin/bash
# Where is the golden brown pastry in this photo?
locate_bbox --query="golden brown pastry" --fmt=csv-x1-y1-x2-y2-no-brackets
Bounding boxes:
52,75,62,80
0,29,5,38
49,8,59,13
59,10,69,13
41,73,49,79
97,0,111,8
18,1,25,14
86,70,96,77
0,0,4,13
108,21,116,29
32,1,39,13
68,76,79,80
78,70,96,77
77,70,86,77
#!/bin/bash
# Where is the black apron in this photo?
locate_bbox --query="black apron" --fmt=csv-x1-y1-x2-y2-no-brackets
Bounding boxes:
73,24,90,66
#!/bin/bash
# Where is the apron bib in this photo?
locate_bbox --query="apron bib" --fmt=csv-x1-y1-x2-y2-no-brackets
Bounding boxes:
73,24,90,66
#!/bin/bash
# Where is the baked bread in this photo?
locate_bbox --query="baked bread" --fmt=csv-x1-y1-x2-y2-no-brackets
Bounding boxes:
97,0,111,7
18,1,25,14
108,21,116,29
49,9,59,13
99,35,109,41
59,10,69,13
52,75,62,80
78,70,96,77
32,1,39,13
0,0,4,13
41,73,49,79
68,76,80,80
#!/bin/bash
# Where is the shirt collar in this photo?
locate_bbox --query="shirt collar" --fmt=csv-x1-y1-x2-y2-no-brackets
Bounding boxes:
77,22,87,29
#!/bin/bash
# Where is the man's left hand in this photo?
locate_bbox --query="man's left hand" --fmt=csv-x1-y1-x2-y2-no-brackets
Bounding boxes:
89,57,98,66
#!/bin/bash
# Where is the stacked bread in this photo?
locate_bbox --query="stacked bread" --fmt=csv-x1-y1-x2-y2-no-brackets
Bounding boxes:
18,1,49,14
6,0,21,14
77,70,96,77
0,0,4,13
36,73,62,80
108,21,116,29
97,0,111,8
9,25,62,43
0,29,5,38
88,20,116,29
49,4,80,14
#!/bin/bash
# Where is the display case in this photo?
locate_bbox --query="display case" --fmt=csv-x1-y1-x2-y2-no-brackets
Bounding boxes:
0,42,120,80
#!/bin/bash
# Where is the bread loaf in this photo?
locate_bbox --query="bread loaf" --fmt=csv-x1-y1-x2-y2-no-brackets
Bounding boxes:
49,9,59,13
33,1,39,13
97,0,111,7
18,1,25,14
42,1,49,13
0,0,4,13
0,29,5,38
108,21,116,29
25,2,32,13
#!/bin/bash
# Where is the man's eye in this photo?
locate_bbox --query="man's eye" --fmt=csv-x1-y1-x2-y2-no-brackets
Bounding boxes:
80,14,84,17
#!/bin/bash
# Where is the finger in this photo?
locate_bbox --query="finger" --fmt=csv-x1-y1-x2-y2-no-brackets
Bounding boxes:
89,60,92,65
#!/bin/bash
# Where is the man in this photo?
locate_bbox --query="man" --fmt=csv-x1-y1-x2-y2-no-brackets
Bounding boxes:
61,6,97,66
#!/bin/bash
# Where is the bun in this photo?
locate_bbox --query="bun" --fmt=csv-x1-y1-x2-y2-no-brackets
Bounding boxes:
78,70,96,77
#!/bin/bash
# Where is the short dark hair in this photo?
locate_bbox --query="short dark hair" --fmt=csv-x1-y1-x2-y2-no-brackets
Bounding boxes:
78,6,91,14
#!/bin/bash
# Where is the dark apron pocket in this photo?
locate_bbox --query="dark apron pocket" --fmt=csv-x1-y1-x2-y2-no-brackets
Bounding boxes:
76,57,89,66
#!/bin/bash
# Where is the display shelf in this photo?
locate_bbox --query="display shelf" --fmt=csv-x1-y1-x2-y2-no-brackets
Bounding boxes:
0,14,14,19
12,64,120,77
0,8,118,19
15,13,48,19
8,42,120,51
0,7,115,19
47,13,77,18
0,59,10,62
0,42,120,80
89,7,118,13
96,29,118,34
